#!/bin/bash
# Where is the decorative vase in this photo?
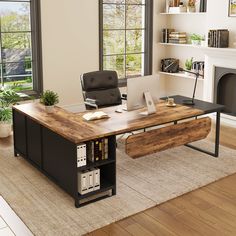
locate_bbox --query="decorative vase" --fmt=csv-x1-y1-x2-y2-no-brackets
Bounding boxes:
45,105,55,113
0,122,12,138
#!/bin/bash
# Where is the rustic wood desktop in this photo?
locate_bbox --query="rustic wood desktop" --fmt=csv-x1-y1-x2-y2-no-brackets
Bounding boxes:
12,95,224,207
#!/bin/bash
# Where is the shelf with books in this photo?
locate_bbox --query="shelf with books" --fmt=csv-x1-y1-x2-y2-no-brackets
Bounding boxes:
76,135,116,206
78,158,115,171
159,71,204,80
159,43,236,53
159,42,204,48
160,12,206,15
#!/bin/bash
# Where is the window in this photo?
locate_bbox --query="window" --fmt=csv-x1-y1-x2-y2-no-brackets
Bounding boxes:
0,0,42,94
99,0,153,85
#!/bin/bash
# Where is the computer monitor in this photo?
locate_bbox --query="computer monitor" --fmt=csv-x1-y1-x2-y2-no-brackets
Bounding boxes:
127,76,160,115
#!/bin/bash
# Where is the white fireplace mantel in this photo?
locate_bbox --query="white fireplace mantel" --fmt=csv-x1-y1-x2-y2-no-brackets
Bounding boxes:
203,49,236,126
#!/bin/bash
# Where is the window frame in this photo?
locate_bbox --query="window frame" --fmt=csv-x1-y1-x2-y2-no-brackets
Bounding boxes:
99,0,153,87
0,0,43,96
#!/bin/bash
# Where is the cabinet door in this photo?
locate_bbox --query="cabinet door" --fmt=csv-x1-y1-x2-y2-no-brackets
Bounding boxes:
42,127,77,197
13,110,27,157
27,118,42,167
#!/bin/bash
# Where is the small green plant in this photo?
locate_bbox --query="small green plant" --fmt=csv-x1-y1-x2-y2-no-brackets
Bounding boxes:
190,34,202,41
40,90,59,106
0,89,21,107
185,57,193,71
0,107,12,122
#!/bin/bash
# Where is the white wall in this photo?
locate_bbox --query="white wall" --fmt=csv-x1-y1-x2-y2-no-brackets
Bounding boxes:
207,0,236,48
153,0,168,97
40,0,99,106
40,0,167,108
40,0,236,107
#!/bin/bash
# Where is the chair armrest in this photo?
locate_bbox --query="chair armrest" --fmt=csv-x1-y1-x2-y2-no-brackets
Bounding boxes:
84,102,98,109
85,98,98,109
121,93,127,100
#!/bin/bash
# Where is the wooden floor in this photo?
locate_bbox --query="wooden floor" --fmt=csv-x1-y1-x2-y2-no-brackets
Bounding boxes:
1,123,236,236
87,124,236,236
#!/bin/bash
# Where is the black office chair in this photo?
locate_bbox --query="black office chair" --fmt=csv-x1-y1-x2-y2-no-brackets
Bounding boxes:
80,70,126,109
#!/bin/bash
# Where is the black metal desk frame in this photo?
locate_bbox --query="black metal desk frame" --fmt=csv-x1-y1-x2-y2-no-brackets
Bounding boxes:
171,96,224,158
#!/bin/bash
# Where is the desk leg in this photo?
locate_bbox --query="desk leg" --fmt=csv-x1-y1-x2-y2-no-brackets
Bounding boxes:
185,112,221,158
214,111,220,157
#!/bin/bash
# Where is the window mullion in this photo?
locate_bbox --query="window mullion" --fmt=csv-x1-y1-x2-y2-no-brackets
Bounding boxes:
100,0,153,83
0,17,4,87
124,0,127,79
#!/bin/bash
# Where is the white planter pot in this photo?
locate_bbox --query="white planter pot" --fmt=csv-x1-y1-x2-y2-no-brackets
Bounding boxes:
0,122,12,138
187,6,196,12
201,40,206,47
45,105,55,113
191,40,201,46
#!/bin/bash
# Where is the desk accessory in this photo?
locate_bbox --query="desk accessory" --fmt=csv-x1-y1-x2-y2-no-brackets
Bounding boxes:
179,68,200,105
115,108,123,113
83,111,109,121
140,92,157,116
166,97,176,107
161,58,179,73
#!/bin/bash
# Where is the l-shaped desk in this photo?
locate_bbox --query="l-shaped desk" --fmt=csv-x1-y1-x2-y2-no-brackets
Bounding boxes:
13,95,224,207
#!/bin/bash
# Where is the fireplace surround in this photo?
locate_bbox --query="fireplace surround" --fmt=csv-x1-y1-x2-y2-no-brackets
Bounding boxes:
214,67,236,116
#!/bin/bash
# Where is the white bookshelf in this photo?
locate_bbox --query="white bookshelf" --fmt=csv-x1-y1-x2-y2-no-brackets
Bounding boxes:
159,43,236,53
160,12,206,15
159,42,204,48
159,71,204,80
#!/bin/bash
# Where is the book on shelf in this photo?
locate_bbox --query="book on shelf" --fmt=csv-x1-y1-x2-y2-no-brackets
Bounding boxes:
169,40,187,44
208,29,229,48
168,31,187,44
161,28,175,43
87,138,109,163
169,35,187,38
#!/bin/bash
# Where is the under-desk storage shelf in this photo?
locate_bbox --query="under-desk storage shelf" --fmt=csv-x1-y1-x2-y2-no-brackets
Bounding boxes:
78,159,115,171
77,179,115,206
76,136,116,206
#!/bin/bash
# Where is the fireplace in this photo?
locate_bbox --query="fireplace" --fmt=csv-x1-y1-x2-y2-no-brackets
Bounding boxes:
214,67,236,116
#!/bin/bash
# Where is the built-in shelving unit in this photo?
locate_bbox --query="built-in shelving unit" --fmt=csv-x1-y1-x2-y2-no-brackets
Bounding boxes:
160,12,206,15
159,42,204,48
159,71,204,80
159,4,207,86
159,43,236,52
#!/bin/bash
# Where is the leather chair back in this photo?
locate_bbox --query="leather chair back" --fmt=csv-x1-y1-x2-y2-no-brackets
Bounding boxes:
81,71,122,107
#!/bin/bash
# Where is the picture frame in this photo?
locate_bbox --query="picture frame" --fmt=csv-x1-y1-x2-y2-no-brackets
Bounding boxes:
229,0,236,17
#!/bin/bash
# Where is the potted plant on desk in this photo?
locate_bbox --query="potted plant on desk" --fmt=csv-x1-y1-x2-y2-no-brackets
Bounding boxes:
40,90,59,113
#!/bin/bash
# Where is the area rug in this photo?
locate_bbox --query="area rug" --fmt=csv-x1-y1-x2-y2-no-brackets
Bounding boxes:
0,141,236,235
